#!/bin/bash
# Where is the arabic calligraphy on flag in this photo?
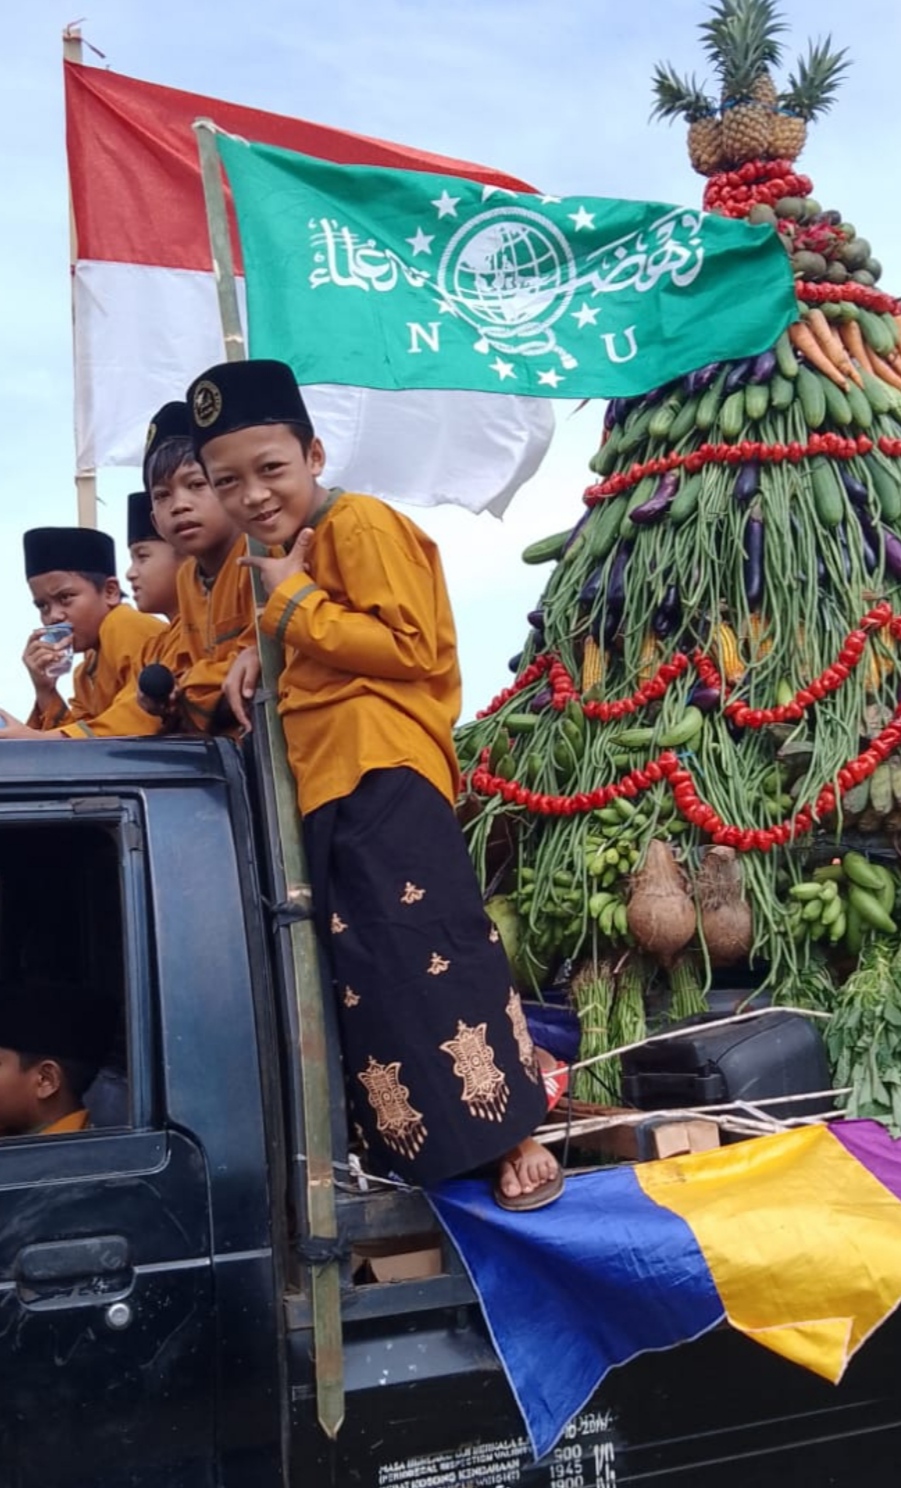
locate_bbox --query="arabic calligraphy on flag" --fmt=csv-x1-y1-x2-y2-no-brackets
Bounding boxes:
214,131,798,400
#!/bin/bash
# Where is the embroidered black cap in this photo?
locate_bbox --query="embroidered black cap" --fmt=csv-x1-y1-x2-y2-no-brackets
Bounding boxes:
24,528,116,581
0,980,112,1064
186,359,314,453
126,491,159,548
143,401,191,487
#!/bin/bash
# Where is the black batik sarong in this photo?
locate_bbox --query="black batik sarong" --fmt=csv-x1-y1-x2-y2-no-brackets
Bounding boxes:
304,767,548,1187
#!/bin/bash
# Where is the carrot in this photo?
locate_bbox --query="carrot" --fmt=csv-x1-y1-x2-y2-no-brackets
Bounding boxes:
868,350,901,393
838,318,875,376
789,321,848,388
807,307,854,375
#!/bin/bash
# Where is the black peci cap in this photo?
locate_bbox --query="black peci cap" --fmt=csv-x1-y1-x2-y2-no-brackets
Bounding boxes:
186,359,314,453
127,491,160,548
24,528,116,581
143,401,191,486
0,981,112,1064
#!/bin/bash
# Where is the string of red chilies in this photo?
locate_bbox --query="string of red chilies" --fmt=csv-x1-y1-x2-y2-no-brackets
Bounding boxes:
583,431,901,507
469,602,901,851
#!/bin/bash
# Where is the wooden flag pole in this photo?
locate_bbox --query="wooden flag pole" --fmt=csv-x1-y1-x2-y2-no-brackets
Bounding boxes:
63,24,98,529
192,119,345,1442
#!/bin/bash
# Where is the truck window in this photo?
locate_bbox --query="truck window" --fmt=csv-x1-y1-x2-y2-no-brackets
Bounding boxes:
0,821,129,1132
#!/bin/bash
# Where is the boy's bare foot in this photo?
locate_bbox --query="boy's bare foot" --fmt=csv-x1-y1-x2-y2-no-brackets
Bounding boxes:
495,1138,562,1211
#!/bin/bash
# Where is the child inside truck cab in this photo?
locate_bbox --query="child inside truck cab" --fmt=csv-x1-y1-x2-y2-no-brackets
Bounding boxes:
187,358,561,1210
0,981,110,1137
140,401,256,734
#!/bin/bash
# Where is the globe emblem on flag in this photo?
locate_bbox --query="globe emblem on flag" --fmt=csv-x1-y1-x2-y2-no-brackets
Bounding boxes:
438,207,576,342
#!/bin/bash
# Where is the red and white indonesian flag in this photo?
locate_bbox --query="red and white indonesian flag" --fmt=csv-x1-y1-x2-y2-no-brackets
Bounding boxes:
64,62,555,515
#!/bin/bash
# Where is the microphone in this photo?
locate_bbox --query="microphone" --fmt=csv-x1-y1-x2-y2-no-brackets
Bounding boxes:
138,664,175,701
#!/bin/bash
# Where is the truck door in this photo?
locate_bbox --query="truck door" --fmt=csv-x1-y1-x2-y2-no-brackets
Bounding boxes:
0,807,216,1488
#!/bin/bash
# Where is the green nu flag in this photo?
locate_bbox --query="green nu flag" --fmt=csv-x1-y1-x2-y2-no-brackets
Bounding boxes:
215,132,797,400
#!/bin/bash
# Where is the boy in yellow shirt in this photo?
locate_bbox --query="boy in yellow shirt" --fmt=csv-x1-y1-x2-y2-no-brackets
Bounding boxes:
0,527,164,738
0,981,111,1138
188,358,560,1209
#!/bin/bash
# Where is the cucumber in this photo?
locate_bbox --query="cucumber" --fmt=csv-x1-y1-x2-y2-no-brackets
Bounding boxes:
720,389,747,439
859,308,895,358
522,529,571,564
844,379,873,429
744,382,769,421
659,707,704,748
619,405,655,454
589,423,622,476
870,762,894,817
696,370,728,431
843,851,887,893
810,457,845,527
774,329,799,379
881,312,900,349
848,884,897,935
796,364,826,428
860,369,893,415
864,455,901,523
667,394,701,444
770,373,795,411
586,495,628,559
669,472,703,526
820,375,853,426
648,395,682,440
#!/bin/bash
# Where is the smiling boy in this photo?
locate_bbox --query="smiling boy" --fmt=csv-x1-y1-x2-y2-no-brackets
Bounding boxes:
188,358,560,1209
10,528,164,738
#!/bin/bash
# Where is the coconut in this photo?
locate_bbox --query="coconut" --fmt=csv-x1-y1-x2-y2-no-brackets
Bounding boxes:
626,840,696,967
697,847,753,966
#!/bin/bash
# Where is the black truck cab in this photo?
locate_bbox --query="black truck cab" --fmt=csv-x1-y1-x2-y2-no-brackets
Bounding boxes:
0,738,898,1488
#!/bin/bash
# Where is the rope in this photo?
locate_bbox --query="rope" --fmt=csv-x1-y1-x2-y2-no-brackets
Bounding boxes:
567,1004,829,1073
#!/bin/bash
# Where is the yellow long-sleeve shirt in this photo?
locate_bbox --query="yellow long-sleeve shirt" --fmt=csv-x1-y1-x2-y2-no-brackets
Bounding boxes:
175,537,256,732
30,604,165,732
59,619,191,739
260,490,461,816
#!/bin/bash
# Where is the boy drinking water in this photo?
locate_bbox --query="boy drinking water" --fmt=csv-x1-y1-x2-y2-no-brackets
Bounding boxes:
188,358,561,1209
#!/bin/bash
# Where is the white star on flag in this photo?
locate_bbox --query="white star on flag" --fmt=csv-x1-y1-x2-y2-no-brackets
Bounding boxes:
538,369,564,388
431,190,460,219
406,227,435,256
572,303,600,328
540,195,562,204
434,296,457,315
568,205,596,232
490,357,516,381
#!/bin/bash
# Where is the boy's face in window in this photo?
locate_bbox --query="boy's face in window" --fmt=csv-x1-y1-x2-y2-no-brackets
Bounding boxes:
0,1048,57,1135
203,424,326,550
27,572,118,653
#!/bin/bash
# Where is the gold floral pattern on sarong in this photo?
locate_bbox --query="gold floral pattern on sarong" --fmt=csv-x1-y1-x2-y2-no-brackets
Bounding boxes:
357,1057,427,1160
343,986,360,1008
427,952,451,976
400,881,426,904
440,1021,509,1121
488,925,500,944
506,989,540,1082
330,913,348,935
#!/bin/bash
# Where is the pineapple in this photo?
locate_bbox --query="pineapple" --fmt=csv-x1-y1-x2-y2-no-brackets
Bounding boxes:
699,0,785,164
774,37,850,163
650,63,722,176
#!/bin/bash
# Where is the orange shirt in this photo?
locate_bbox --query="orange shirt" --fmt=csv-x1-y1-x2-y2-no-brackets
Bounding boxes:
30,604,165,732
260,491,461,816
60,618,192,739
175,538,256,732
41,1109,90,1135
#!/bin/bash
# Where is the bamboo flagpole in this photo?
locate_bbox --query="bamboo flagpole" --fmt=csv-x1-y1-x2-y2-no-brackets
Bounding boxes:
63,24,98,529
192,118,346,1441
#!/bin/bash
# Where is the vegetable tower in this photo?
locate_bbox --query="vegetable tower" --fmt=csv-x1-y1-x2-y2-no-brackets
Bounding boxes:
456,0,901,1110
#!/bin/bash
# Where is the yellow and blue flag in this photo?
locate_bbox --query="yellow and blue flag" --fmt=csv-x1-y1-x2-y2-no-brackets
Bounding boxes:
431,1120,901,1460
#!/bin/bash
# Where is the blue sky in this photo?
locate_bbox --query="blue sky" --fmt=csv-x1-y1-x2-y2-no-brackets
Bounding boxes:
1,0,899,720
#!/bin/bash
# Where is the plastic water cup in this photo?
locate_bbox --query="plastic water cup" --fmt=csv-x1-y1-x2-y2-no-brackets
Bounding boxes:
39,622,74,679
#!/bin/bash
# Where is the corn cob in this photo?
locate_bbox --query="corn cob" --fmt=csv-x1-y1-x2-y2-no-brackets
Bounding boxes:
581,636,605,691
637,634,662,684
714,623,745,686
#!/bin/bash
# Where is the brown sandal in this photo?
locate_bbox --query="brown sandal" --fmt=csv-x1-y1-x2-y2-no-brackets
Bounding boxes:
493,1156,565,1213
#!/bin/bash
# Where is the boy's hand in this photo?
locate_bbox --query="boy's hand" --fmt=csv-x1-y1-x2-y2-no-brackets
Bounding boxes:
240,528,314,597
222,647,261,735
22,630,66,698
0,710,43,739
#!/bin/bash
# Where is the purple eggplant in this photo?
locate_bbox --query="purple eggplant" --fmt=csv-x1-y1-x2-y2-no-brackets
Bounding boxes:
734,461,760,504
508,652,523,674
852,506,879,572
724,357,755,394
603,401,617,432
840,470,869,509
642,383,670,408
530,686,553,714
630,471,681,525
526,608,545,632
883,528,901,579
598,542,631,643
749,349,777,384
684,362,721,397
579,568,603,606
743,515,765,609
653,583,682,638
609,396,627,426
690,682,721,713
